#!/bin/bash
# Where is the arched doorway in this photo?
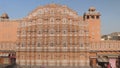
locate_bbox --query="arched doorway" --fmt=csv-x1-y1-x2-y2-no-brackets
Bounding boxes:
97,56,109,68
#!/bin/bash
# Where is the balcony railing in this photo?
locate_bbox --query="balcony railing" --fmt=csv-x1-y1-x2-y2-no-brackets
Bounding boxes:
90,42,120,51
16,46,88,52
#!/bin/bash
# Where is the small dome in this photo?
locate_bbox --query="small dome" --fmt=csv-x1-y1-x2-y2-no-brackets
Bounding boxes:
1,13,9,19
88,7,96,11
46,3,60,8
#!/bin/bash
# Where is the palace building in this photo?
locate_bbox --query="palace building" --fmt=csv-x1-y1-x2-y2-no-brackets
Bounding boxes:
0,4,120,68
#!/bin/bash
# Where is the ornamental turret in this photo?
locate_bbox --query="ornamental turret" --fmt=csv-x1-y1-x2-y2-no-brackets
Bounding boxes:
0,13,9,19
84,7,101,42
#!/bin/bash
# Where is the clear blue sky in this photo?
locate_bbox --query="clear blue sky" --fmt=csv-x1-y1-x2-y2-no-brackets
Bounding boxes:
0,0,120,35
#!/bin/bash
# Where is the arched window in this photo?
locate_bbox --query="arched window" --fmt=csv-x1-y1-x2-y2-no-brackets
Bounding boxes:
49,29,55,34
87,16,89,19
31,41,35,46
21,43,25,47
50,43,54,47
38,30,42,34
28,41,30,46
64,54,67,59
50,18,54,23
38,31,41,34
62,18,67,23
63,42,67,47
64,10,68,14
91,15,95,19
70,38,72,45
22,30,26,35
63,30,67,34
50,9,54,14
38,55,40,59
69,19,72,23
96,16,99,19
21,55,24,59
37,43,40,47
80,43,83,47
39,10,43,14
57,39,60,45
38,19,42,24
21,22,25,27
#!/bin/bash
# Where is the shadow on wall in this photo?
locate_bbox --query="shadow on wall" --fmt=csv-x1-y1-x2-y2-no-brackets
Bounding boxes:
5,63,17,68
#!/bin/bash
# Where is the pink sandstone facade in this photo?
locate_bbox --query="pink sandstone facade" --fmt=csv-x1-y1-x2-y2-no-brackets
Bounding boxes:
0,4,120,68
0,19,18,65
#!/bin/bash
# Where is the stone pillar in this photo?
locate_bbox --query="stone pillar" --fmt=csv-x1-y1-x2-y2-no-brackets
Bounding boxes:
90,58,97,68
0,57,3,64
93,58,97,68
